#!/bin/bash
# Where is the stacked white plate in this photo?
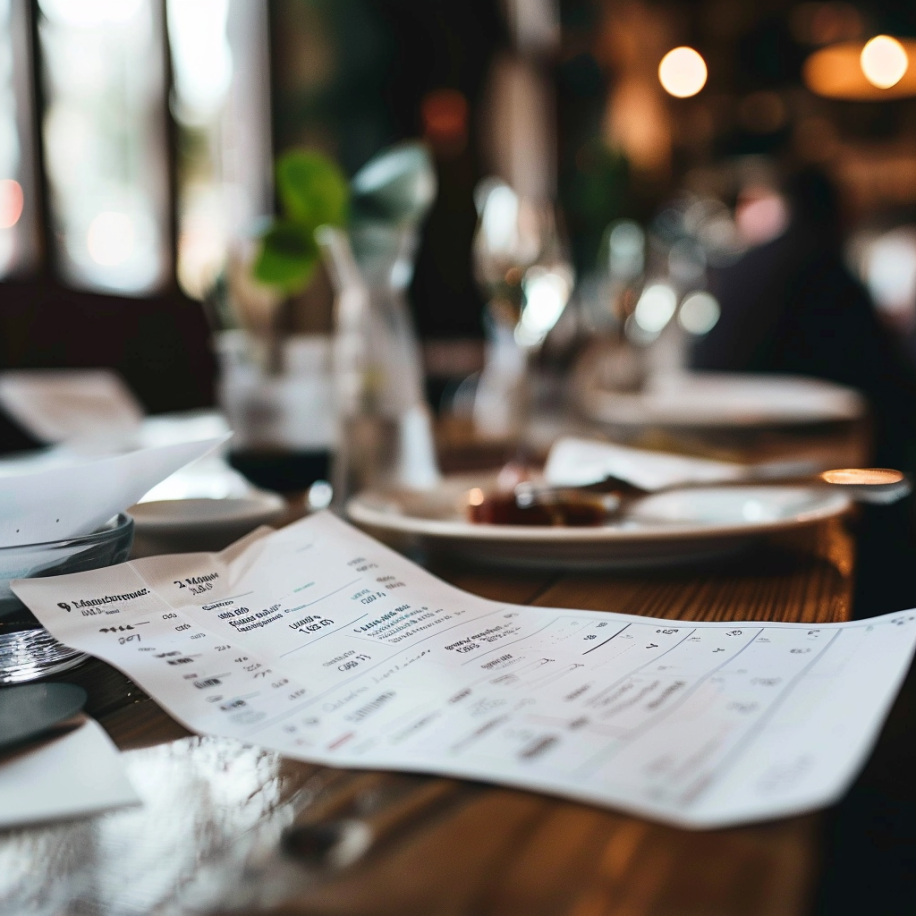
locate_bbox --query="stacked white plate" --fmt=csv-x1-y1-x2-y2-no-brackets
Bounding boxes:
581,372,866,429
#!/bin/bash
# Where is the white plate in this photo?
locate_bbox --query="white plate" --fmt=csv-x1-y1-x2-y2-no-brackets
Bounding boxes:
129,492,286,554
582,372,866,429
347,474,851,570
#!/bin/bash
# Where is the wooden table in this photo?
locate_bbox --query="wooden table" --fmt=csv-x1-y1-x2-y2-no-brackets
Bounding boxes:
0,516,856,916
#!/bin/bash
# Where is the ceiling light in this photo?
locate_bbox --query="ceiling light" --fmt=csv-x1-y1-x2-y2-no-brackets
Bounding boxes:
804,39,916,99
658,47,707,98
860,35,908,89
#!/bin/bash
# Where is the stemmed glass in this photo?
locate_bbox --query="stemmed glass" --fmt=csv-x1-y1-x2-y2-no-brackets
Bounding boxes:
471,179,574,471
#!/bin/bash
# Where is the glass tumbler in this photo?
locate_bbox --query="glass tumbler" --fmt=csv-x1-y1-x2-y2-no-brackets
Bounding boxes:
0,514,134,684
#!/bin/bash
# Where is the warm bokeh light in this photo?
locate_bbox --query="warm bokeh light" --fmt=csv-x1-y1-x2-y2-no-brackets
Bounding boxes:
605,80,672,173
0,180,23,229
822,468,904,485
421,88,468,155
861,35,908,89
87,211,135,266
805,39,916,99
658,47,707,98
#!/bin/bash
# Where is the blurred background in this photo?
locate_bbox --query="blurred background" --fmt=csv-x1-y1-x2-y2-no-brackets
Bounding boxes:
2,0,916,419
4,6,916,910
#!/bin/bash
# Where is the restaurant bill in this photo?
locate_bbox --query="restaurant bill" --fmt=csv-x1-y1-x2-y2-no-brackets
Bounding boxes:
13,512,916,829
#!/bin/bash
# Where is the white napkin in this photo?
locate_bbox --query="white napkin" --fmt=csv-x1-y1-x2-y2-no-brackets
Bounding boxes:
544,437,746,491
0,434,230,546
0,717,138,828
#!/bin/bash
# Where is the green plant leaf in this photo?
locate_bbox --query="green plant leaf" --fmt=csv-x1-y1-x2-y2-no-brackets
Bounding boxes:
276,150,349,229
252,221,319,294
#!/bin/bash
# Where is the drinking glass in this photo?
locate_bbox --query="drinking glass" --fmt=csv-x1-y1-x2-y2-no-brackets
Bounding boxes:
472,179,574,451
0,514,134,683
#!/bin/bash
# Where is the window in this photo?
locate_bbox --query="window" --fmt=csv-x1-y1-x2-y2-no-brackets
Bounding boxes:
0,0,38,276
168,0,271,299
2,0,271,298
39,0,170,293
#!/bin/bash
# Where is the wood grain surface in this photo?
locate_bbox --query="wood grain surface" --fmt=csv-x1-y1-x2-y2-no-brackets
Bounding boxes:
0,518,855,916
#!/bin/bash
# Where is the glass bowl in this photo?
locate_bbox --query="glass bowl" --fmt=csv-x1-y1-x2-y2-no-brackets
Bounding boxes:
0,514,134,683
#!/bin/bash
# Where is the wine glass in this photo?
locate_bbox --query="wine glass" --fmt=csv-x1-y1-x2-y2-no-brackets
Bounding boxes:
471,179,574,464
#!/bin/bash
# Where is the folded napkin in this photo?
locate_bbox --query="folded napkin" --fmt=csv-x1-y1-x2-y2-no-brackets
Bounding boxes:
0,716,138,828
544,437,747,491
0,434,230,546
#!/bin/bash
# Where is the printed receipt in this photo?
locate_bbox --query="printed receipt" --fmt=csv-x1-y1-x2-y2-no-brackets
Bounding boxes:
12,513,916,828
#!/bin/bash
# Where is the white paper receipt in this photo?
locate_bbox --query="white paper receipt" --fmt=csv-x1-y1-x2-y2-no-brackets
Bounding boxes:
12,513,916,829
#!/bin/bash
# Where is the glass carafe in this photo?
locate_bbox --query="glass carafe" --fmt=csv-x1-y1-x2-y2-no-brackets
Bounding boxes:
318,224,440,506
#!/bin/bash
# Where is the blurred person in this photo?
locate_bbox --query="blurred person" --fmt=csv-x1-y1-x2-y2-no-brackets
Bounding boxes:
692,173,916,916
692,165,916,471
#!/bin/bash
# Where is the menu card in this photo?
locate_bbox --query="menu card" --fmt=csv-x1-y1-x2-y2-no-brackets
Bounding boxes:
12,513,916,829
0,369,144,445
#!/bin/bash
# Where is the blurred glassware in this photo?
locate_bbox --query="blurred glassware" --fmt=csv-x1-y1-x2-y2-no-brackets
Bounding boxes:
214,141,440,501
471,179,574,444
0,514,133,684
573,201,727,415
319,224,438,500
572,219,648,399
350,141,438,226
849,225,916,331
315,143,440,506
678,291,721,336
655,191,744,269
215,331,335,494
318,223,439,505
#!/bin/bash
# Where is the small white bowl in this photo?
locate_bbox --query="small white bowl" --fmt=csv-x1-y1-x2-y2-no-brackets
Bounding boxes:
129,492,286,555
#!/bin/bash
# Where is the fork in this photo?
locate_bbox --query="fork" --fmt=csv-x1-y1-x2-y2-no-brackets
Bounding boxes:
514,466,912,516
282,773,469,870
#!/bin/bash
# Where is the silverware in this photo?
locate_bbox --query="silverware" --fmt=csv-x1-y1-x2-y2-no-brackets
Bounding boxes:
515,467,912,516
282,775,466,870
